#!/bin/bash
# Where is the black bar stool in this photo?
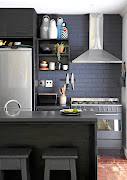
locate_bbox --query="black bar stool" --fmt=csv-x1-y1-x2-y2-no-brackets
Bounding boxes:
0,148,31,180
42,148,78,180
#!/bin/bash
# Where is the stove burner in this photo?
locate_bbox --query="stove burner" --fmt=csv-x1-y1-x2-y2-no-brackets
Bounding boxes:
72,101,78,104
72,101,119,105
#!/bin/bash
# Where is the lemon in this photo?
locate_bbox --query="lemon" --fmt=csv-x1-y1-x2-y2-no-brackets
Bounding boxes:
64,109,73,113
73,108,78,113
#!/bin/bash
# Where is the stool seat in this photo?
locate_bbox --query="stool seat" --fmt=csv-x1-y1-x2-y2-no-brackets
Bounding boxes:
0,148,31,180
42,148,78,159
42,148,78,180
0,148,31,158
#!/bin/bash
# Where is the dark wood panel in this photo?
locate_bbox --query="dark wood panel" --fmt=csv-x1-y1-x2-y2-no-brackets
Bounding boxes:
0,9,6,36
6,9,34,37
0,123,96,180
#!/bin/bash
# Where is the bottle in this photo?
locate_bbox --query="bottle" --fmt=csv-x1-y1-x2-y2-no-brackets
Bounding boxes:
49,19,57,39
40,15,50,39
60,22,68,39
57,17,63,39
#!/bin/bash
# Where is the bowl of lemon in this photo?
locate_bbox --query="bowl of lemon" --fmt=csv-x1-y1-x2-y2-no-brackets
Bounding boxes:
60,108,82,115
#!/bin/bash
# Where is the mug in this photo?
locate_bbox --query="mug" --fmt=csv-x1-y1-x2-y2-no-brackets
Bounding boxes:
49,62,55,70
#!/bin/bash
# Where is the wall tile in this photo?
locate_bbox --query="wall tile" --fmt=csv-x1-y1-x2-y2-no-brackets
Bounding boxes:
37,14,121,100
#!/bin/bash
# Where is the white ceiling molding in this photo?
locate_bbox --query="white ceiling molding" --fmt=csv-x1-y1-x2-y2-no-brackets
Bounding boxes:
0,0,127,14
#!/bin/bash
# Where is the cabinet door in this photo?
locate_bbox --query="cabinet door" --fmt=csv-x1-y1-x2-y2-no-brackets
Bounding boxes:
6,9,34,37
0,9,6,37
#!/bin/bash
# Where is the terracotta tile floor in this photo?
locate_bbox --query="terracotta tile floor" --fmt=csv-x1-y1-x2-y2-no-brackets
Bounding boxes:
97,155,127,180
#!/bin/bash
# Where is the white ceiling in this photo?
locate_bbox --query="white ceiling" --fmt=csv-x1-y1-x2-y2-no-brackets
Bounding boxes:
0,0,127,15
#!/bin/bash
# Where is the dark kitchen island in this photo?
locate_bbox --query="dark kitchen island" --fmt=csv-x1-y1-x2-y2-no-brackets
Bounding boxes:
0,111,97,180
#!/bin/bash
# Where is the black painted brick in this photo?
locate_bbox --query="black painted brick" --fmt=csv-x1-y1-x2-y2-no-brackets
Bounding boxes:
37,14,121,99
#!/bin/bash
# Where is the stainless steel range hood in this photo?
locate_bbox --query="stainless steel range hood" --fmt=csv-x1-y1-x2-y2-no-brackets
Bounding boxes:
72,14,122,63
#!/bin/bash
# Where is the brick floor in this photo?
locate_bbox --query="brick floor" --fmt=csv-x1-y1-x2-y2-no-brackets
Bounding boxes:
97,155,127,180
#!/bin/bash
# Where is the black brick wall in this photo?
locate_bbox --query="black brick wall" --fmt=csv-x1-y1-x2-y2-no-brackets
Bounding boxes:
38,63,121,99
104,15,122,59
37,14,122,100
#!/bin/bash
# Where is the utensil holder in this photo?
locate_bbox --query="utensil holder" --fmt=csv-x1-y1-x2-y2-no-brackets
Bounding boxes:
60,95,66,105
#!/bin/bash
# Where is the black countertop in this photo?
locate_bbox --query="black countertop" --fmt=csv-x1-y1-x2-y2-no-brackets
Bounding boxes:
0,111,97,123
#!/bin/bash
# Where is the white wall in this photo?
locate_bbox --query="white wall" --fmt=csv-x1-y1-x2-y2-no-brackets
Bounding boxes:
122,12,127,157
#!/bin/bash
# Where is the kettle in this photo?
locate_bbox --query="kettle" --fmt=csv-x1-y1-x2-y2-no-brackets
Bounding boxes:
0,40,6,46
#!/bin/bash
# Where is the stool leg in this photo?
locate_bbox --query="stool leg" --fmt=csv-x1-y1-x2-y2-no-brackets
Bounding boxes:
44,159,50,180
21,159,28,180
70,159,77,180
0,170,4,180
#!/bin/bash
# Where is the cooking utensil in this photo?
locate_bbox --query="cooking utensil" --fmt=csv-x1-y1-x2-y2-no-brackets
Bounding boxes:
71,73,74,90
59,88,63,95
66,73,69,90
62,87,64,94
64,84,66,93
59,84,66,96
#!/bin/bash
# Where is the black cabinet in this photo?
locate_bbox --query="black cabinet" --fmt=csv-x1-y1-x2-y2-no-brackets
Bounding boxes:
0,8,37,37
0,9,6,37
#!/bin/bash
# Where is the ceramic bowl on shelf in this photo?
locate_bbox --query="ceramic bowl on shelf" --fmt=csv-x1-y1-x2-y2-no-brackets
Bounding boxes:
40,47,52,54
40,63,48,68
62,64,68,71
14,42,21,46
41,60,47,64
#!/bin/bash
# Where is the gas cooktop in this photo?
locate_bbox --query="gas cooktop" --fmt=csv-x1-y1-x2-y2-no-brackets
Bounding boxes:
71,98,122,106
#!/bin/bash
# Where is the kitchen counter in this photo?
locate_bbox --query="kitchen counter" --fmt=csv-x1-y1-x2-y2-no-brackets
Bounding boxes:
36,104,70,111
0,110,97,123
0,110,97,180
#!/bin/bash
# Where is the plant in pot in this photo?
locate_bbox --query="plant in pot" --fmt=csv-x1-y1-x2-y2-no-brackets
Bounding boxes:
54,42,68,70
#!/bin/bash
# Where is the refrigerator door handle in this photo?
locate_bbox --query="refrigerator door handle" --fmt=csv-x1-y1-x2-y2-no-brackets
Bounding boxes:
4,100,21,112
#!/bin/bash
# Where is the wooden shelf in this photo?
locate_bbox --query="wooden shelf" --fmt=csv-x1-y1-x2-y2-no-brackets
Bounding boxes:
0,46,33,48
39,54,69,57
37,38,70,72
39,69,68,71
37,38,69,41
0,37,33,39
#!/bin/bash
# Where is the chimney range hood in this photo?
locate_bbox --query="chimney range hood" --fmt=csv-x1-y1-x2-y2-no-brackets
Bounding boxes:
72,14,122,63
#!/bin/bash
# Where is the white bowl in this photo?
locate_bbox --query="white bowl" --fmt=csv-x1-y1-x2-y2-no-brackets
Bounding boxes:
62,65,68,71
40,63,48,68
14,42,21,46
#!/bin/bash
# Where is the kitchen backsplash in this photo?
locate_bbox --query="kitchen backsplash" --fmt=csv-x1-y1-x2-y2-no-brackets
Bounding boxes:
38,63,121,99
37,14,122,100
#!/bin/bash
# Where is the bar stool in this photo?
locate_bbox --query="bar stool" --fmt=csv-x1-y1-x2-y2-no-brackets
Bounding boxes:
42,148,78,180
0,148,31,180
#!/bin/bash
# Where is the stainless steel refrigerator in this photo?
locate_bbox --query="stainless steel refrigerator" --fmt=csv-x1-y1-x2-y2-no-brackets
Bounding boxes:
0,48,32,112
